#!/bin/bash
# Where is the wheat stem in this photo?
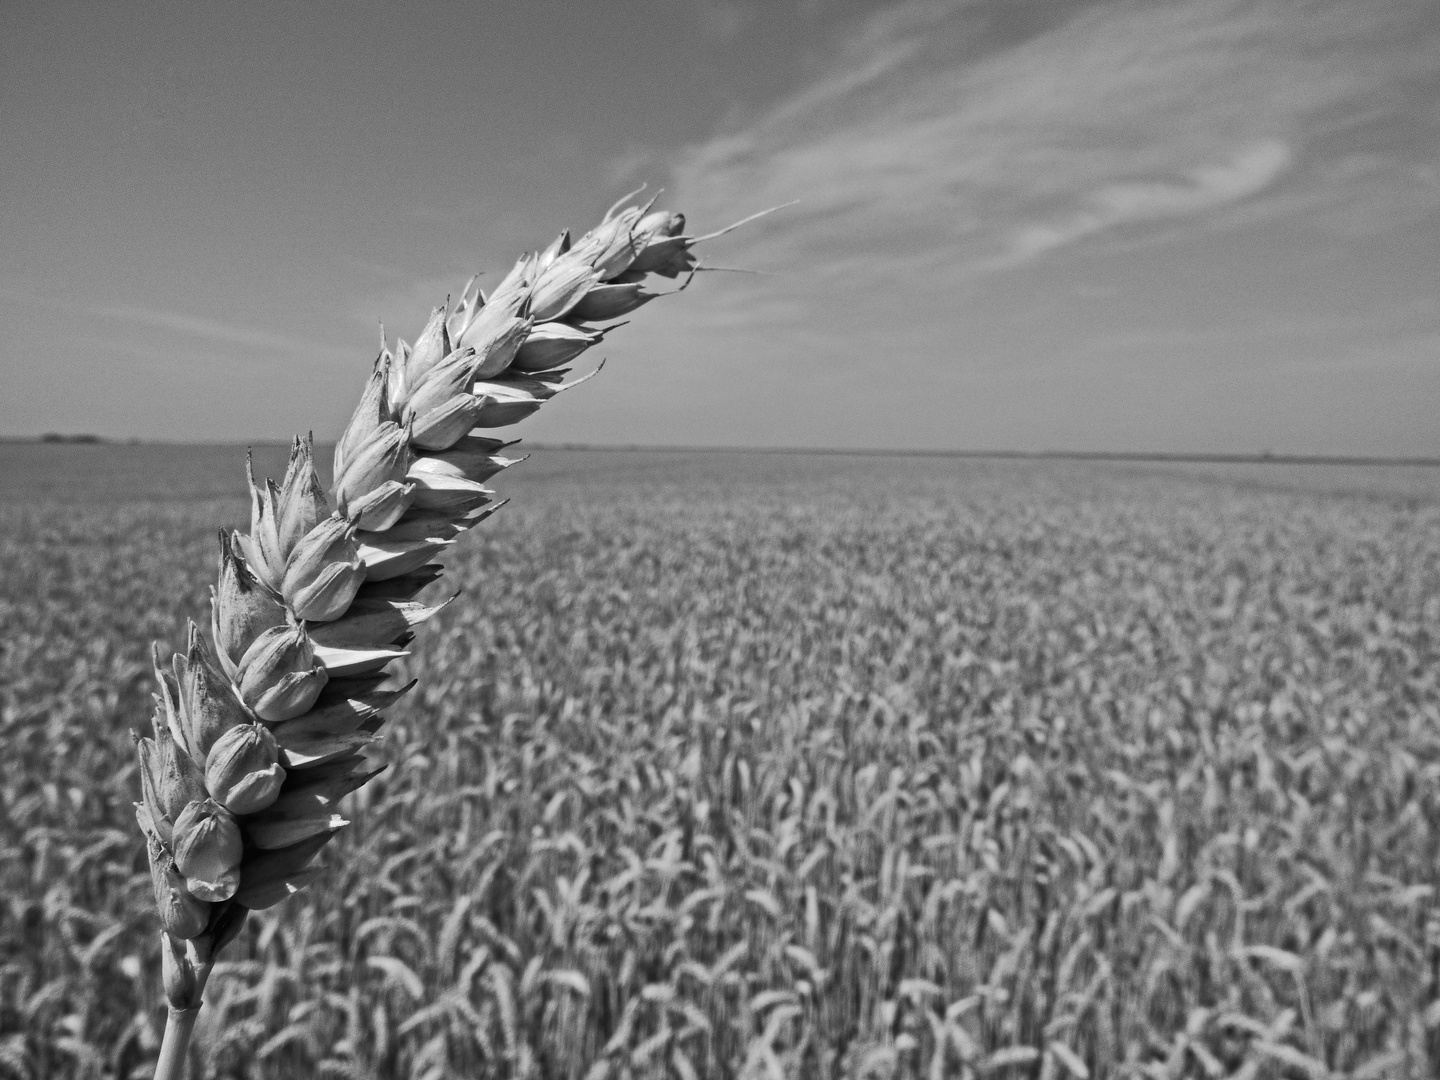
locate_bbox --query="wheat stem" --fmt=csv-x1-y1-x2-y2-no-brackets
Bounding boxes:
152,936,215,1080
154,1007,200,1080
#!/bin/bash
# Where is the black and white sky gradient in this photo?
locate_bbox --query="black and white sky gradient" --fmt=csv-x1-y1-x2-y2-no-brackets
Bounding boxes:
5,0,1438,454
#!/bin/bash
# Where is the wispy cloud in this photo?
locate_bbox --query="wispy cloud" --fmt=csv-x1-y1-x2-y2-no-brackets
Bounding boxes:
669,0,1439,277
1003,139,1294,263
589,0,1440,454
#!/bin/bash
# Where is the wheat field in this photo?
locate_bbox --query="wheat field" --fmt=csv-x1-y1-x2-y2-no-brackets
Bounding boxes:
2,443,1438,1079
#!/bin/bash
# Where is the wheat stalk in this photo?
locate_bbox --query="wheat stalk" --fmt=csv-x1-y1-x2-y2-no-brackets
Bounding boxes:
132,192,770,1079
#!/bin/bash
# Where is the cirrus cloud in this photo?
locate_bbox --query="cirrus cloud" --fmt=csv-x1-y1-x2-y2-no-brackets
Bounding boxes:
1005,138,1295,263
579,0,1440,455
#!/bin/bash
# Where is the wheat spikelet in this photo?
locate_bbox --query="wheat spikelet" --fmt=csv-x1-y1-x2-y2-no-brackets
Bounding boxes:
133,194,772,1078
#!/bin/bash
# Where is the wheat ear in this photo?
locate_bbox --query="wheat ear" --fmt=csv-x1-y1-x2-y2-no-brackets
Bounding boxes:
133,195,758,1079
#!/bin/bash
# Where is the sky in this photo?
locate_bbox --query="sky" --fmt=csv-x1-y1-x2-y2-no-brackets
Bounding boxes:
3,0,1438,455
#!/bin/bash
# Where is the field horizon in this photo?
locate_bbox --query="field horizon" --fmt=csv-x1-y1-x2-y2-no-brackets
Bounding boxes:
8,435,1440,467
4,440,1440,508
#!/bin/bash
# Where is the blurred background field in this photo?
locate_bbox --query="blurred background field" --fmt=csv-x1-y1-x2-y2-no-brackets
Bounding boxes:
2,444,1439,1078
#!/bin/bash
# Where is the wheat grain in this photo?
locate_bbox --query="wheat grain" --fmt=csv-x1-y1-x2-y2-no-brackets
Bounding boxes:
133,194,758,1079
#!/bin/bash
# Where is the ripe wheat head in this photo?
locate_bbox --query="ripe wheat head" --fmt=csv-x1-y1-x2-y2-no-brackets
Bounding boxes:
131,192,771,1076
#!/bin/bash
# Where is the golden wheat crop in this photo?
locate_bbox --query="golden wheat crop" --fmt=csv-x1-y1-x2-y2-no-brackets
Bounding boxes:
2,449,1438,1078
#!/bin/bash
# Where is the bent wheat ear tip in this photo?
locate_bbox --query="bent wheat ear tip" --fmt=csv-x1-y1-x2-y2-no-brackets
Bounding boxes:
136,197,721,1047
